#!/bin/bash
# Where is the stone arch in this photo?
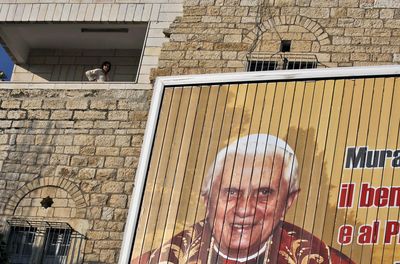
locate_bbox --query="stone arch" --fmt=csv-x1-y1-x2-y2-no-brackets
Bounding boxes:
3,177,87,218
244,15,331,52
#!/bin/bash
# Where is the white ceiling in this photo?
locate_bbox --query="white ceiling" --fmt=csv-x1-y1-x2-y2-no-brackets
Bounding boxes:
0,23,148,62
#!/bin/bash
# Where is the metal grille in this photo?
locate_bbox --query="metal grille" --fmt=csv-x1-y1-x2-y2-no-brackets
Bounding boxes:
246,52,324,71
4,219,86,264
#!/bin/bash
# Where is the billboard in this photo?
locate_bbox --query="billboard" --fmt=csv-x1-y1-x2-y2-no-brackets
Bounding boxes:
119,66,400,264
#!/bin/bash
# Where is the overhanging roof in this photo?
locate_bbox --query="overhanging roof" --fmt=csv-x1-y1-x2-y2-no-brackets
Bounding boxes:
0,22,148,63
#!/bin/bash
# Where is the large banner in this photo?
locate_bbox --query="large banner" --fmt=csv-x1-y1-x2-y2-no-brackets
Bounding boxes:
120,66,400,264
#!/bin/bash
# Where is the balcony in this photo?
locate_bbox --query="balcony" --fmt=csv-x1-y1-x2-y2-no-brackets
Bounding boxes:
0,22,150,85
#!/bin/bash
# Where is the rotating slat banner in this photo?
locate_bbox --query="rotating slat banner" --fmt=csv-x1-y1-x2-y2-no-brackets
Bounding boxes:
121,68,400,264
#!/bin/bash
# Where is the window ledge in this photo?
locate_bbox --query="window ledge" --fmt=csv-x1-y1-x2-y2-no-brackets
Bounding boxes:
0,82,152,90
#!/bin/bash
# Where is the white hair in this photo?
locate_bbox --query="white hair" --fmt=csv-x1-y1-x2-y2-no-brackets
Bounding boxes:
201,134,299,197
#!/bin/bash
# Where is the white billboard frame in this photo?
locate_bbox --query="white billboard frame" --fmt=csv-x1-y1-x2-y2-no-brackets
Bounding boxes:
118,65,400,264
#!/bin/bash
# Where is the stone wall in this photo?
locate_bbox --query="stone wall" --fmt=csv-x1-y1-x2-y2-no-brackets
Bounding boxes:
153,0,400,78
0,87,151,263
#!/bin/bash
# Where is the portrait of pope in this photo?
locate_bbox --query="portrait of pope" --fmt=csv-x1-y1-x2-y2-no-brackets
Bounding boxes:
133,134,355,264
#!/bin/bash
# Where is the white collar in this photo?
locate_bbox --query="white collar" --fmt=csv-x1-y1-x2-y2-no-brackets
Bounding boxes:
212,237,271,263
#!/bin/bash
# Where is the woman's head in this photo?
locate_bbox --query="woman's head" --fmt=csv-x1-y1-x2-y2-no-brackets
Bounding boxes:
101,61,111,73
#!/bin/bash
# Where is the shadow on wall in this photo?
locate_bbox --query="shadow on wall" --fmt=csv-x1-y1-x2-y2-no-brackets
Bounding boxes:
0,233,10,264
13,49,141,82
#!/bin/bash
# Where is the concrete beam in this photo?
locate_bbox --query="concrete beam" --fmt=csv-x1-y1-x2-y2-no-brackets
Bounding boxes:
0,26,29,63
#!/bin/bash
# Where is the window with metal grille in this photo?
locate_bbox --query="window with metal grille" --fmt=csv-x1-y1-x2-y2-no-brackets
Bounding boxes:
5,219,85,264
246,53,320,71
7,226,37,263
42,228,72,264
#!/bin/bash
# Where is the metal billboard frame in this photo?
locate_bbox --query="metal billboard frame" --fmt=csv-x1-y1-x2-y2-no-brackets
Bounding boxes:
118,65,400,264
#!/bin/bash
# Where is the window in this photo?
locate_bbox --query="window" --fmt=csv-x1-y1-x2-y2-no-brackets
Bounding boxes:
247,52,320,72
280,40,292,52
7,226,37,264
42,228,72,264
5,219,85,264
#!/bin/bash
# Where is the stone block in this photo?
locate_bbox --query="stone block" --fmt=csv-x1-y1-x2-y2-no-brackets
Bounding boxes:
42,100,65,109
393,53,400,62
300,7,330,18
7,110,26,119
52,198,69,207
115,136,131,147
95,135,115,147
74,120,94,129
74,111,107,120
28,110,50,119
108,194,127,208
88,231,109,240
101,207,114,220
116,168,135,181
1,100,21,109
0,134,9,144
96,169,117,180
16,135,35,145
66,99,89,110
0,110,7,119
105,157,124,168
37,154,50,165
350,53,370,61
74,135,95,146
185,51,221,60
78,168,96,179
90,194,109,206
50,110,73,120
332,36,352,45
100,249,116,263
88,156,105,167
53,208,72,218
101,182,124,193
94,240,122,249
21,153,38,165
83,254,99,262
331,53,350,63
0,120,12,129
96,147,120,156
55,166,78,178
35,135,53,145
71,156,88,166
93,121,119,129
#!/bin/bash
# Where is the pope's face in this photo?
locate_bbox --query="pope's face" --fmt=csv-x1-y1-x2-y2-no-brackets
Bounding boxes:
205,153,298,258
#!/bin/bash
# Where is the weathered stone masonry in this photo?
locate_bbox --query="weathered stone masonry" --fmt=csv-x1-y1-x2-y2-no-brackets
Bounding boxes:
0,88,151,263
152,0,400,79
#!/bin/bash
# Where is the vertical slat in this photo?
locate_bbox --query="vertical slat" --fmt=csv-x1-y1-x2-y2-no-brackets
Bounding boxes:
117,4,127,21
134,4,144,22
52,3,63,21
92,4,103,21
68,4,79,21
101,3,111,21
13,3,24,21
21,3,32,21
29,3,40,21
76,3,87,22
45,4,56,21
125,4,136,22
60,4,72,21
84,4,95,21
109,4,119,21
37,4,47,21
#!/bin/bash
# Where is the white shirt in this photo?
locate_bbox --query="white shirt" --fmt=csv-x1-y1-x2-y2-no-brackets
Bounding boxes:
85,68,107,82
